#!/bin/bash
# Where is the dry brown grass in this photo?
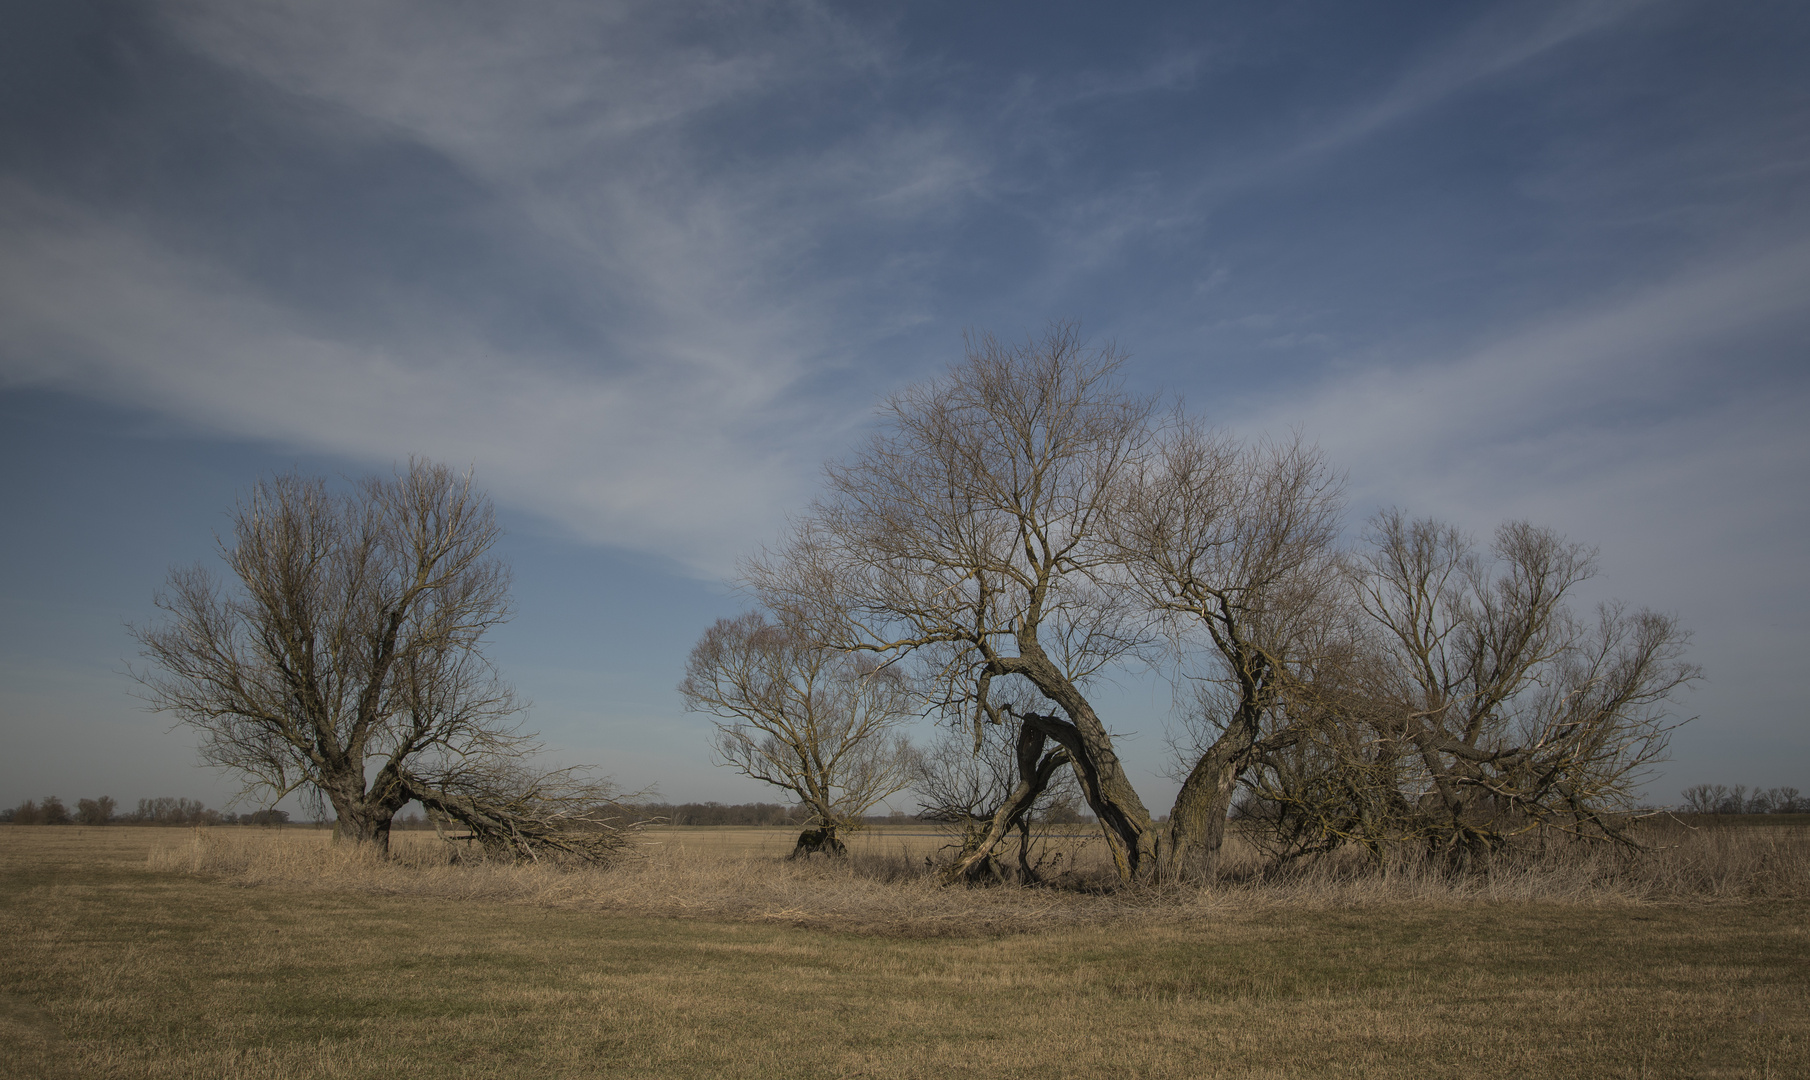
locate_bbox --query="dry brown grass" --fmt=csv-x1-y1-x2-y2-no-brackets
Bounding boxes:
2,826,1806,1079
147,825,1129,935
140,819,1810,936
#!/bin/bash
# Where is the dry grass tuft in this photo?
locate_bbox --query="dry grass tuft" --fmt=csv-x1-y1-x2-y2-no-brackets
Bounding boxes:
150,829,1141,935
1207,819,1810,906
147,819,1810,936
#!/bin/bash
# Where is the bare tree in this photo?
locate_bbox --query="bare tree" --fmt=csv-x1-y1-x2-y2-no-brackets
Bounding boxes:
132,460,629,860
745,324,1699,883
912,700,1084,882
747,323,1166,880
75,796,116,826
1114,424,1348,877
679,610,918,855
1345,511,1700,857
128,796,216,825
1227,656,1430,864
748,325,1354,882
1679,783,1727,814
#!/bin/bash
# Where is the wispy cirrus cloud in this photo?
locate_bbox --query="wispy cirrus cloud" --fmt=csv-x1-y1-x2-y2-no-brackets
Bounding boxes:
1240,236,1810,495
0,1,1003,570
1290,0,1660,161
161,0,877,177
1234,233,1810,643
0,181,815,571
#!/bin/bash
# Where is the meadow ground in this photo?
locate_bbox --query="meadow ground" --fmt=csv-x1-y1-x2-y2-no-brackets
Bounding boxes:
0,825,1805,1079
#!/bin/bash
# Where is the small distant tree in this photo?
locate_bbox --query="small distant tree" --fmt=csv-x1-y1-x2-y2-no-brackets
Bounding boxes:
127,797,214,825
8,800,43,825
39,796,71,825
1681,784,1712,813
75,796,116,826
680,610,917,855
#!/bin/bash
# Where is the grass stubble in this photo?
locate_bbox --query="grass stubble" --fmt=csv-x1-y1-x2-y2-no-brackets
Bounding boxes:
0,824,1804,1079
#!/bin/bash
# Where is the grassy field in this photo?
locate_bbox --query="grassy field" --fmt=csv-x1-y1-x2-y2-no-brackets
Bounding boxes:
1,826,1805,1079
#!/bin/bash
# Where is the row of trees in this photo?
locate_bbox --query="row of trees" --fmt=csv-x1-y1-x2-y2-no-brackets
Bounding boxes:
128,326,1702,880
628,801,814,827
682,323,1701,882
2,796,292,826
1679,785,1808,815
1,791,1073,831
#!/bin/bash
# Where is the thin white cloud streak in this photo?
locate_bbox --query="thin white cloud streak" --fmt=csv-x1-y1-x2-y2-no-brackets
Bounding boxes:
1291,0,1658,161
8,1,1797,594
161,0,867,177
0,1,1003,572
158,0,981,362
994,1,1663,305
1025,0,1659,279
1237,237,1810,503
0,185,811,573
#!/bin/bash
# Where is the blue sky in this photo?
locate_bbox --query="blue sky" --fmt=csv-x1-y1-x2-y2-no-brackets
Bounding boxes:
2,0,1806,813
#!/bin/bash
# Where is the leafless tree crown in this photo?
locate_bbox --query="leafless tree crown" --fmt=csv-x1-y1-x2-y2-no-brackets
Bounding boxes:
133,459,634,860
679,610,917,842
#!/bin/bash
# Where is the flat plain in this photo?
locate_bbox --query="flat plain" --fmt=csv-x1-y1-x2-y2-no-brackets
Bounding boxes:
1,826,1805,1079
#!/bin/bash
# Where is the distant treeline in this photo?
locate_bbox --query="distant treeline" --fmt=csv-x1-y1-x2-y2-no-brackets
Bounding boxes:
1679,785,1807,815
611,802,933,827
610,802,1092,827
617,801,816,826
3,796,293,826
1,796,918,829
2,795,1098,830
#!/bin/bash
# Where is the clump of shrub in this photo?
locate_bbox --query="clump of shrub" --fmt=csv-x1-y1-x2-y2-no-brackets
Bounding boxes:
76,796,116,825
2,797,70,825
